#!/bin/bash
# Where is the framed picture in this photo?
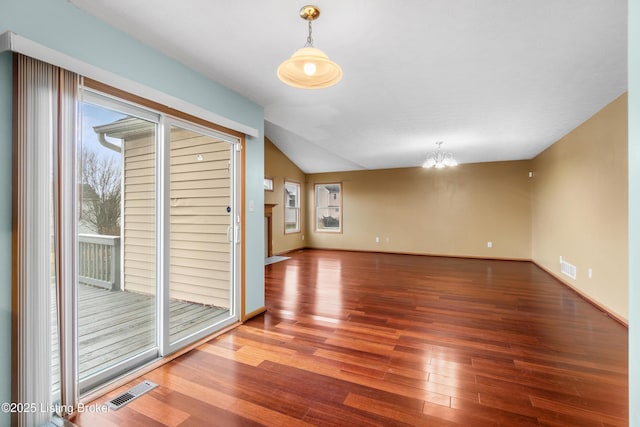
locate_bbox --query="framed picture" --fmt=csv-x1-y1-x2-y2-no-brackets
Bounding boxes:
264,177,274,191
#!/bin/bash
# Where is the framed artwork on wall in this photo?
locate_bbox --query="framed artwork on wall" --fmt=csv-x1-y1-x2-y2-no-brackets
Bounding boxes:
264,177,274,191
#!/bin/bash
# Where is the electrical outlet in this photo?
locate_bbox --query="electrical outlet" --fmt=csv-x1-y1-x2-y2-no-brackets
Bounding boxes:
375,236,380,243
588,268,592,279
487,241,492,248
302,235,304,240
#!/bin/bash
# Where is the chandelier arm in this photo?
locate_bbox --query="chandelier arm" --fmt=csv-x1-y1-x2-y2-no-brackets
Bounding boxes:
422,142,457,168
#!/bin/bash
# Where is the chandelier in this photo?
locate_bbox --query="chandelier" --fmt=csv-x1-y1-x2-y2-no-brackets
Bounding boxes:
277,5,343,89
422,142,458,169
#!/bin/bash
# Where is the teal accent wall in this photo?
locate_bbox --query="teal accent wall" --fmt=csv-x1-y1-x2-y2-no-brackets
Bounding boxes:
244,134,265,313
0,51,12,427
629,0,639,424
2,0,261,125
0,1,265,420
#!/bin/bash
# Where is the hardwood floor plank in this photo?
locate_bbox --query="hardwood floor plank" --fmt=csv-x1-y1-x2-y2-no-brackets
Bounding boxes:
475,371,581,398
422,400,506,427
447,397,541,427
514,360,628,386
144,368,312,426
159,391,264,427
476,376,580,401
343,392,431,426
313,348,391,372
76,250,628,426
126,393,191,427
536,412,607,427
529,396,627,426
302,403,407,427
323,335,396,356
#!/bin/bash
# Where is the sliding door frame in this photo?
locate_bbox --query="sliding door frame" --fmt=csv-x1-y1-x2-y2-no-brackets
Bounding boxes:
76,80,246,394
159,116,242,356
78,89,161,394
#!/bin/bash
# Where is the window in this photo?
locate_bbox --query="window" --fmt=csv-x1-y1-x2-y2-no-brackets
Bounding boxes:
284,181,300,233
315,183,342,233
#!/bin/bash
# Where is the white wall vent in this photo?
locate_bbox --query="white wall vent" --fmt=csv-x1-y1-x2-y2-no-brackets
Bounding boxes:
560,260,577,280
107,380,157,410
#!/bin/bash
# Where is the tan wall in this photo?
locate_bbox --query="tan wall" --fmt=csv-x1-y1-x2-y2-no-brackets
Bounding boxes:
265,93,628,321
264,138,306,254
532,93,628,321
305,162,533,259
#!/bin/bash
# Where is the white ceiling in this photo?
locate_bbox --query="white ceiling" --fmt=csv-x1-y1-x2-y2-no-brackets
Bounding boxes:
70,0,627,173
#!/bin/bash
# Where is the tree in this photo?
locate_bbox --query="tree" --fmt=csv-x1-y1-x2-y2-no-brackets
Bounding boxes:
80,149,121,236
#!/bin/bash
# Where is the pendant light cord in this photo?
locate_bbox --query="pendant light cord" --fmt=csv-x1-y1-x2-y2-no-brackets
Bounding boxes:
305,20,314,47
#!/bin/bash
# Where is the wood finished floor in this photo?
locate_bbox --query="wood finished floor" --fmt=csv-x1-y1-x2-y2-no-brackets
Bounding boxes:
76,250,628,426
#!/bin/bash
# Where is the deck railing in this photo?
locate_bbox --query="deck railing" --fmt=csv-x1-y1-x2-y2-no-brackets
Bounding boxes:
78,234,121,291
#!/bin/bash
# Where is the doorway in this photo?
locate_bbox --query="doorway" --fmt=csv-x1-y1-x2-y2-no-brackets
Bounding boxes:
264,203,276,258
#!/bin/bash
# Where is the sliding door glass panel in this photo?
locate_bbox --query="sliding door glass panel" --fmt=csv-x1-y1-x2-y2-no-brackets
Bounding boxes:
77,96,158,392
167,124,236,347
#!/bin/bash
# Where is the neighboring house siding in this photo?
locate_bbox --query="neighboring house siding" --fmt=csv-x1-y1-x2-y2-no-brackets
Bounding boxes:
169,128,231,308
121,125,233,308
123,133,157,297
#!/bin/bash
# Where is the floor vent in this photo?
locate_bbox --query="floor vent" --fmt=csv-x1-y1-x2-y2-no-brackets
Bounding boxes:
560,260,577,280
107,380,158,410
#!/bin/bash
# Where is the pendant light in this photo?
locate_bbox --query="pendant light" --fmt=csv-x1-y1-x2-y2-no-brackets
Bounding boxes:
277,5,343,89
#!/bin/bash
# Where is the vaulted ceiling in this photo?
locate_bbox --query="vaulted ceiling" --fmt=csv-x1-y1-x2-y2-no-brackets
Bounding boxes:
70,0,627,173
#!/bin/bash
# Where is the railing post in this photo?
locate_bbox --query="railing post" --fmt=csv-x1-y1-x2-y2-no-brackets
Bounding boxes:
112,237,121,291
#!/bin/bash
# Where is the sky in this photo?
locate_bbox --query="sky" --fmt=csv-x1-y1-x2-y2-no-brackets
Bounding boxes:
81,101,127,166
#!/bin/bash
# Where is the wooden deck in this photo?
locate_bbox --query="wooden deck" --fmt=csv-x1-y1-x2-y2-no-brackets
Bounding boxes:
52,283,229,390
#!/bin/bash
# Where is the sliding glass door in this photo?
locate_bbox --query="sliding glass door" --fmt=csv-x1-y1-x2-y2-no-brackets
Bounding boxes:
60,88,241,396
163,120,240,354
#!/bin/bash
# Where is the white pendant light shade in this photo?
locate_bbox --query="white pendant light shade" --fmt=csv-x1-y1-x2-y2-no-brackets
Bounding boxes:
277,5,343,89
277,47,343,89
